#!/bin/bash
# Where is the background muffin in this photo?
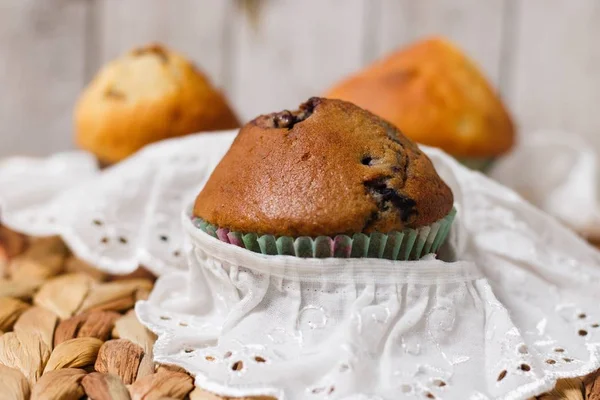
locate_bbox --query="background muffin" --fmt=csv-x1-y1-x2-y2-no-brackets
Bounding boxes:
193,97,455,260
324,37,515,171
75,43,240,165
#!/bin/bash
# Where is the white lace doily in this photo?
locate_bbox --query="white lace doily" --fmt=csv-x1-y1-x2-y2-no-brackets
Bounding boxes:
134,146,600,400
0,151,99,232
491,131,600,241
0,132,237,275
4,130,600,399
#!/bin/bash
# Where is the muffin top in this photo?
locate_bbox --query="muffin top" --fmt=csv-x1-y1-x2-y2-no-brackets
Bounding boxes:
75,43,239,164
194,97,453,237
324,37,515,158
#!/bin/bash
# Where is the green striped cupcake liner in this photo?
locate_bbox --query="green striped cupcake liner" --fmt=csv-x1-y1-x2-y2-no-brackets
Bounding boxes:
191,208,456,260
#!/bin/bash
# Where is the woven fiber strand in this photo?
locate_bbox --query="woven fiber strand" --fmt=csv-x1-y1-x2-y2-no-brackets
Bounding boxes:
0,225,272,400
0,224,595,400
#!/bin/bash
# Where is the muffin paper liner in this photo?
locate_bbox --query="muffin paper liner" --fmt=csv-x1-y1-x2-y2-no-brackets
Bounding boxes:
457,156,496,172
192,207,456,260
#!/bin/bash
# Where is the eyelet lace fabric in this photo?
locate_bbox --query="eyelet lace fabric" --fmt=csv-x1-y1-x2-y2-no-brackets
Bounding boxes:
0,151,100,233
490,131,600,241
0,132,237,275
3,132,600,398
135,145,600,399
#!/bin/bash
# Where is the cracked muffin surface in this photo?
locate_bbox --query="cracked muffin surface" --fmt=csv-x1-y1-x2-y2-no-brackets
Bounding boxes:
194,97,453,237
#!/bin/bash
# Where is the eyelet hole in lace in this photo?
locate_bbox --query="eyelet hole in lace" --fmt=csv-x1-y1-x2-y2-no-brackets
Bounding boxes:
517,344,528,354
432,379,446,387
179,321,188,327
224,351,232,359
93,219,103,226
425,392,435,399
184,348,194,353
205,355,215,362
592,323,599,328
497,370,507,381
119,236,128,244
254,356,266,363
160,235,169,242
546,359,556,364
519,364,531,372
579,313,587,319
579,329,588,336
100,237,109,244
563,358,573,363
160,315,171,321
173,250,181,257
554,348,564,353
231,361,244,371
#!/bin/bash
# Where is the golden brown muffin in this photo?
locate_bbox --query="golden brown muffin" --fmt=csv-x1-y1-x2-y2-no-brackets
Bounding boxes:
194,97,453,237
75,44,240,164
324,37,515,160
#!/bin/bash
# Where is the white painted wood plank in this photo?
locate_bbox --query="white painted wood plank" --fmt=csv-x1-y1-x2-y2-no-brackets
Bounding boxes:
94,0,231,88
0,0,87,157
508,0,600,147
229,0,367,121
373,0,507,84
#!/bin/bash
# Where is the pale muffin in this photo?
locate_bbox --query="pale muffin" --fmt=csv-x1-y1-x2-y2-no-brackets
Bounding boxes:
325,37,515,165
75,43,239,164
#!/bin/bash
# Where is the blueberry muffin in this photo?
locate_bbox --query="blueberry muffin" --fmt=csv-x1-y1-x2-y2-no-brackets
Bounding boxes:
324,37,515,171
192,97,455,260
75,43,239,165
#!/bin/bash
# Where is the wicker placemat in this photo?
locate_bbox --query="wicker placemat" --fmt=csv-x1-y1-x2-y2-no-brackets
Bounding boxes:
0,225,596,400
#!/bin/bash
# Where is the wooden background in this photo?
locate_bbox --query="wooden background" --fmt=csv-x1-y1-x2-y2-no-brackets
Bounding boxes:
1,0,599,157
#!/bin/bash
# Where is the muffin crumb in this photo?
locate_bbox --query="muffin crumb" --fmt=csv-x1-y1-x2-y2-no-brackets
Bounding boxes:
257,97,322,129
131,43,169,63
